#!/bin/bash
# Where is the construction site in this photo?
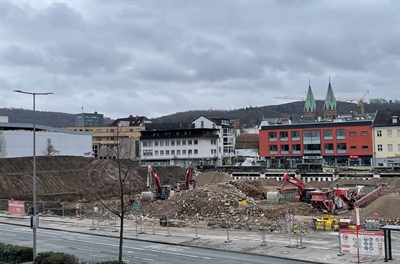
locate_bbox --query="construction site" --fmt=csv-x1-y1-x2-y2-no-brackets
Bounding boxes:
1,156,400,231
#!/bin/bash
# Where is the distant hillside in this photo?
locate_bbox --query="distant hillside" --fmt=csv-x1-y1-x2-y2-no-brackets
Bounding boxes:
151,101,400,127
2,101,400,128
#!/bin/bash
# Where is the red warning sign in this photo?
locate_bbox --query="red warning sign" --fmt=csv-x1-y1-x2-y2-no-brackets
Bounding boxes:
8,200,25,215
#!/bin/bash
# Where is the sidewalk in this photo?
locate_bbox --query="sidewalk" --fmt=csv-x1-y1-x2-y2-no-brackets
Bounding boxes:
1,214,398,264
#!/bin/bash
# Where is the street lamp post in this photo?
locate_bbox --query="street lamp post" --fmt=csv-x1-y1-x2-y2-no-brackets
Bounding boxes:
13,90,53,259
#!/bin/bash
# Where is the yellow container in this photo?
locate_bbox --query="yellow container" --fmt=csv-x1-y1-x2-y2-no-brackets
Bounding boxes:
238,200,247,206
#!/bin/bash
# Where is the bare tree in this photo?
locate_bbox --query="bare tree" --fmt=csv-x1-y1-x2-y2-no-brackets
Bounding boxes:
43,138,58,156
0,130,7,158
86,126,140,262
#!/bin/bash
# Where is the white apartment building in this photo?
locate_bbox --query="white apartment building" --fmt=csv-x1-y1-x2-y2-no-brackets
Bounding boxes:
139,116,238,167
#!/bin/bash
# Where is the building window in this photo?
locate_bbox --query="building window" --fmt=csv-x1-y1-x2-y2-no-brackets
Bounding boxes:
336,143,346,153
280,131,289,141
165,141,169,146
361,131,368,136
303,130,320,140
388,144,393,152
160,150,164,156
154,141,159,147
362,145,369,150
194,149,198,155
336,129,346,139
143,150,153,157
201,121,204,128
292,144,301,152
188,149,192,155
182,140,187,146
160,141,164,147
176,140,181,146
324,143,334,154
349,132,356,137
143,142,153,148
155,150,159,156
188,140,193,145
377,130,382,137
280,145,289,154
177,150,181,155
171,140,175,146
323,130,333,140
183,150,187,155
110,129,114,132
171,150,175,155
350,146,357,151
269,145,278,154
96,129,102,133
166,150,170,155
194,140,198,145
268,132,277,141
211,139,217,145
291,131,300,140
377,144,382,151
387,130,392,137
398,144,400,151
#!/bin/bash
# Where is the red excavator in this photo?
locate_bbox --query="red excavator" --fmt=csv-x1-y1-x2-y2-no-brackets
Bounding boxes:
266,173,316,203
141,165,174,202
177,164,196,191
267,173,387,215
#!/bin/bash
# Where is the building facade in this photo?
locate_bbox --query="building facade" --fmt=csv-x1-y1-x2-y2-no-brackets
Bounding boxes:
140,122,219,167
259,121,373,168
75,112,104,127
65,115,150,159
0,122,92,158
371,110,400,166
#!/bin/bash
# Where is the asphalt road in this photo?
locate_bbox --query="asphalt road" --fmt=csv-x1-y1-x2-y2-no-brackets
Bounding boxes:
1,223,312,264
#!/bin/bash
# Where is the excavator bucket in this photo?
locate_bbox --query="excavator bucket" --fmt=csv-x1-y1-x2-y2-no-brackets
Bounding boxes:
266,191,281,203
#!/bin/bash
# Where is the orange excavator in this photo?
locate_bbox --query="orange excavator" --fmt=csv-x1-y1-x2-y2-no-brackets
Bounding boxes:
177,164,196,191
141,165,174,202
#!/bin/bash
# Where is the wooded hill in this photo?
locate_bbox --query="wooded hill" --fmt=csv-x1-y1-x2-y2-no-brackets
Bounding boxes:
1,101,400,128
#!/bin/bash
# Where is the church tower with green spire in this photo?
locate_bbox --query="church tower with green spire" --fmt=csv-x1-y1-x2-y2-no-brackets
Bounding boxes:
323,78,338,120
303,80,317,119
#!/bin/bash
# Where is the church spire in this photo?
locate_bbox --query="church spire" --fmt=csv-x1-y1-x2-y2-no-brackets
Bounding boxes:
303,80,317,119
323,78,338,120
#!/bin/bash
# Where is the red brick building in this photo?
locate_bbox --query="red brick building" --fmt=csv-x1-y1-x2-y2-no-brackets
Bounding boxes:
259,120,373,168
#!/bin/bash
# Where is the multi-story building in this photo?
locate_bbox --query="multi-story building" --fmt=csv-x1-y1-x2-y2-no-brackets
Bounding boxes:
139,116,238,166
75,112,104,127
259,121,373,168
371,110,400,166
140,122,219,167
65,115,150,159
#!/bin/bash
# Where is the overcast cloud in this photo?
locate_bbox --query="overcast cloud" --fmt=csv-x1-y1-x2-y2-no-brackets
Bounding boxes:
1,0,399,119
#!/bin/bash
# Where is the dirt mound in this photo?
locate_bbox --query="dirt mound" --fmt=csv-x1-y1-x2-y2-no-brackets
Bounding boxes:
0,156,186,202
194,172,231,187
360,193,400,220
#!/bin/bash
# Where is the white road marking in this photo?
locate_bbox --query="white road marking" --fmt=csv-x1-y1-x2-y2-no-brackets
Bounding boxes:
75,247,100,252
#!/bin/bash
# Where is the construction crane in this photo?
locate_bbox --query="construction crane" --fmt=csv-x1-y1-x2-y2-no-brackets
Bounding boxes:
336,91,369,114
274,91,307,101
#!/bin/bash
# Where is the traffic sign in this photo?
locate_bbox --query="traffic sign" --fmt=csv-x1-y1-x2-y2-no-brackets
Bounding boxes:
132,202,140,211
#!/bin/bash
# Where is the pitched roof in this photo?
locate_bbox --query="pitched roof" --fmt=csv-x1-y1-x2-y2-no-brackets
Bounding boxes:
324,80,337,111
304,82,317,112
372,109,400,127
109,115,151,126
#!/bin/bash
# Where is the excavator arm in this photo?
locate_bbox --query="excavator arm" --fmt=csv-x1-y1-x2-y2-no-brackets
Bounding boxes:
185,164,194,189
278,173,306,195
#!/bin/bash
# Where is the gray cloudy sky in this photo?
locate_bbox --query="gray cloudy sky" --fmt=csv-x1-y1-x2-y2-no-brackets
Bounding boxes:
0,0,399,119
